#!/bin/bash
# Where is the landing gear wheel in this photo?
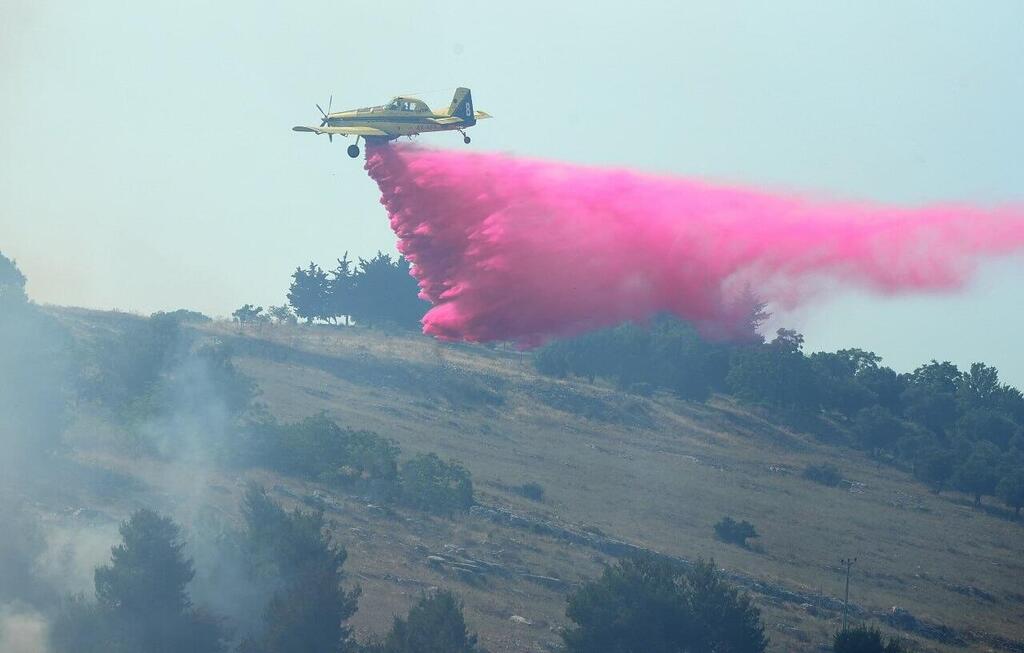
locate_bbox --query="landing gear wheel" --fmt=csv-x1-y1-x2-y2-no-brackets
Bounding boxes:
347,144,360,158
463,135,471,144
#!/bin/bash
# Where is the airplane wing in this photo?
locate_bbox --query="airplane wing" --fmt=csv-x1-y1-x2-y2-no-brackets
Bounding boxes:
292,125,390,137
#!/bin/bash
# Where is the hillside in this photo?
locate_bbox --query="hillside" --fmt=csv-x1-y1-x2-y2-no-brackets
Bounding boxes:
23,309,1024,652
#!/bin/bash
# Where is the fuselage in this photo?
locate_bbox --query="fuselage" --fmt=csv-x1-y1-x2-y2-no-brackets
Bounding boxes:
325,97,475,138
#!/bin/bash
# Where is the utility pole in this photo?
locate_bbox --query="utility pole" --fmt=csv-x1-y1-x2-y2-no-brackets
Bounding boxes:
840,557,857,632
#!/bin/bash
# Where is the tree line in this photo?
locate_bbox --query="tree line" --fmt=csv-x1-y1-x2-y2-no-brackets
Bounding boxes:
280,252,428,329
536,315,1024,516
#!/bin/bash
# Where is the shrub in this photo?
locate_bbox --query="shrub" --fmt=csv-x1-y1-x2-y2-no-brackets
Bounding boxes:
714,516,759,548
243,414,399,501
833,624,905,653
803,463,842,487
399,453,474,515
563,555,766,653
367,590,486,653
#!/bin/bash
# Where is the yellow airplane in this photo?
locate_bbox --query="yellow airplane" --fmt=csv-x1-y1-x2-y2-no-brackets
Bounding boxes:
292,87,491,158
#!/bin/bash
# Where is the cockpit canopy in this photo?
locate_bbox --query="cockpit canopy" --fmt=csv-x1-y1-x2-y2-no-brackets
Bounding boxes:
386,97,429,112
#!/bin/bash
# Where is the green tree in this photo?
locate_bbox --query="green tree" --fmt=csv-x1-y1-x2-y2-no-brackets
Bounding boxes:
852,406,907,456
833,624,905,653
1,253,70,470
996,469,1024,517
563,555,766,653
913,447,956,493
349,252,429,329
288,262,332,323
267,305,297,325
328,253,355,325
399,453,474,515
53,510,225,653
370,590,486,653
952,441,1001,506
956,408,1021,449
714,516,759,548
240,486,360,653
0,250,28,304
726,329,820,412
233,304,267,326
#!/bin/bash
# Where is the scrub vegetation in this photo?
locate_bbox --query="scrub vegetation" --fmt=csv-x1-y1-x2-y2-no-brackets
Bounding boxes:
4,250,1024,652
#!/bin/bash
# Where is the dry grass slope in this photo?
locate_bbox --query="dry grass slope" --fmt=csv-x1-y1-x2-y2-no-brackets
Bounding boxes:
51,312,1024,652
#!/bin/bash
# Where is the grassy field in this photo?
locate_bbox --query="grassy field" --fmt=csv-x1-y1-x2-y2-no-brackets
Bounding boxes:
47,312,1024,652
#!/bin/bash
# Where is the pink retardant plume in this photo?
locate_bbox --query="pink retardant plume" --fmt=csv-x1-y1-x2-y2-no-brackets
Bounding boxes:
364,143,1024,346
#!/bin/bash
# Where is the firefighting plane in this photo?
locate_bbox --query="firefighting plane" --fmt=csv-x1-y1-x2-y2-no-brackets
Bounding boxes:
292,87,490,158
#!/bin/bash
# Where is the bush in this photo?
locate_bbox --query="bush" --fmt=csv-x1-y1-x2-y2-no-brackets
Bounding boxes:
243,414,400,501
833,624,905,653
51,510,226,653
803,463,842,487
563,555,766,653
399,453,474,515
239,486,359,653
513,482,545,502
534,316,732,401
367,590,486,653
714,516,759,548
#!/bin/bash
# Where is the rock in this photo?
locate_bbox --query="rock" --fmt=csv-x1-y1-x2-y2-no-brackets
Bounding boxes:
509,615,533,626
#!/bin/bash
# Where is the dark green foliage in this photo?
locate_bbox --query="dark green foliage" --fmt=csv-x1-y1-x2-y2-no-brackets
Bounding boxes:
348,253,429,329
80,312,186,409
535,315,732,400
537,311,1024,504
0,253,70,468
368,590,486,653
152,308,212,323
243,413,400,501
833,624,905,653
267,305,297,324
714,516,759,548
803,462,842,487
852,407,908,456
727,329,820,411
953,441,1001,506
287,252,429,328
913,447,956,492
51,510,226,653
513,481,546,502
956,408,1021,449
233,304,268,325
996,469,1024,516
237,415,475,512
399,453,475,515
240,486,360,653
563,555,767,653
288,262,333,323
0,250,28,302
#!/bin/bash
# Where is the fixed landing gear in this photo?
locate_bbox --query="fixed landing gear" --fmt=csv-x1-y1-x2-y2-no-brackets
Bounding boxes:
347,144,360,158
458,129,471,144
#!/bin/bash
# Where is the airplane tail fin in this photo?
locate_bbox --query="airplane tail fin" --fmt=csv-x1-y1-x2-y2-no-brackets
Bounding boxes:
447,87,475,123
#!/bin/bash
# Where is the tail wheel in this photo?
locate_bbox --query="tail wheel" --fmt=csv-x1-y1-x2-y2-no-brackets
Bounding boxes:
347,144,360,158
463,135,471,144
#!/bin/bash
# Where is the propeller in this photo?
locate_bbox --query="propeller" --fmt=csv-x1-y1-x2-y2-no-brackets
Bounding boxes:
317,95,332,126
316,95,333,142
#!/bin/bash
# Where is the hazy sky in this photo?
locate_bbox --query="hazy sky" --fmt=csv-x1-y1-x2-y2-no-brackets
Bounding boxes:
2,1,1023,382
